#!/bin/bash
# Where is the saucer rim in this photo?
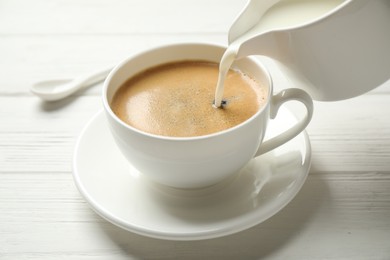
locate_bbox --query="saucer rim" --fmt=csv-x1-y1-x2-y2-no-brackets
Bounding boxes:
72,109,311,241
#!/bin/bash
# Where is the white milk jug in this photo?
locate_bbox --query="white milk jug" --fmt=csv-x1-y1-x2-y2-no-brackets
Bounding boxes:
228,0,390,101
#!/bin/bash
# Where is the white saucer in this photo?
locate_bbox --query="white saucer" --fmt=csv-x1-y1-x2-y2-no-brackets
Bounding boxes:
73,108,311,241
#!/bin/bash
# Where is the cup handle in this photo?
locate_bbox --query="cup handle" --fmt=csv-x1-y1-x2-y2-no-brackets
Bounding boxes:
255,88,313,156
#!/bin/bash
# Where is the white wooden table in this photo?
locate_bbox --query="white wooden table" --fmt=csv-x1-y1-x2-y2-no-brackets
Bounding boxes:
1,0,389,259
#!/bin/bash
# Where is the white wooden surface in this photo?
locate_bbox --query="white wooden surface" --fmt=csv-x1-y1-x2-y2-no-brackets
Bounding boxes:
1,0,390,259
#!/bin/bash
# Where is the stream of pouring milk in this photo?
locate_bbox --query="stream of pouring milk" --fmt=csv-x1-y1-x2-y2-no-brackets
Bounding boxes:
214,0,345,107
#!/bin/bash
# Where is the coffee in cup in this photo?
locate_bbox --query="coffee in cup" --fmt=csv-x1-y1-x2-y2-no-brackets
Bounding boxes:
110,61,268,137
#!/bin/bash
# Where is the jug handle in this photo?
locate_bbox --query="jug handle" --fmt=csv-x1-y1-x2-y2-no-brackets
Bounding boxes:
255,88,313,156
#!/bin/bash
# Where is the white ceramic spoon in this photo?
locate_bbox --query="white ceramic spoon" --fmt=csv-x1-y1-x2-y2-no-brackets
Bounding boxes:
30,67,112,101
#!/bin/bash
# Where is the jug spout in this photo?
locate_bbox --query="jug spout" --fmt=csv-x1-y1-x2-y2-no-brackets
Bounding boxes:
228,0,280,44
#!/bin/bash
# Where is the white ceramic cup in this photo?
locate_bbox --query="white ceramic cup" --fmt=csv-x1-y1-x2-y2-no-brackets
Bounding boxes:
103,43,313,189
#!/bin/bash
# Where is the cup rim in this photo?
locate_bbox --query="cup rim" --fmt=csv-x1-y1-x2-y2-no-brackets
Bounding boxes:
102,42,273,141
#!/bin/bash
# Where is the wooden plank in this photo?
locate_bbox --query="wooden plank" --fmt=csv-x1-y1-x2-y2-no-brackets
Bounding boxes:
307,94,390,172
0,96,101,172
0,0,246,34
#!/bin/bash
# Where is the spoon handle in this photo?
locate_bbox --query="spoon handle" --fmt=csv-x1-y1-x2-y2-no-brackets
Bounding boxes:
74,67,112,88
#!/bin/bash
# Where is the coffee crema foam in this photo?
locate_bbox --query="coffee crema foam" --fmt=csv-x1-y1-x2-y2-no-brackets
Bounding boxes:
111,61,267,137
